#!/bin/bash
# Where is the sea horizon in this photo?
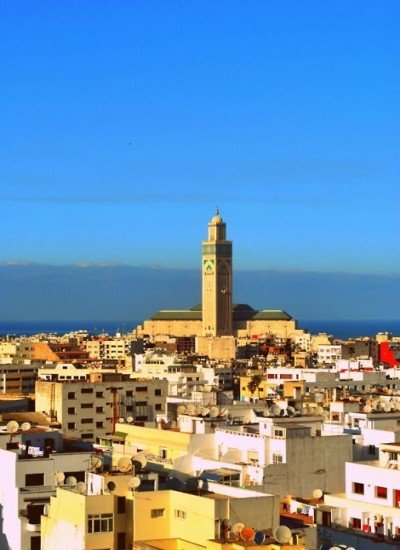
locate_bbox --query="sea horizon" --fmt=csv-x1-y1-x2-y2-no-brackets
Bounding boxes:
0,319,399,340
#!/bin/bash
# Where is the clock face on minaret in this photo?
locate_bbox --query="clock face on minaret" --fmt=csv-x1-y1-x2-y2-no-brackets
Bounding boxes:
201,210,233,336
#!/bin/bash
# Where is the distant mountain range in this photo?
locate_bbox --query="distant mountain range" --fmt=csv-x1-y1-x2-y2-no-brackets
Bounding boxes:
0,263,399,322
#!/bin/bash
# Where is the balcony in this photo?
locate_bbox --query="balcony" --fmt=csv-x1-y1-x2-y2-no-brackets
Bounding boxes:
20,485,54,493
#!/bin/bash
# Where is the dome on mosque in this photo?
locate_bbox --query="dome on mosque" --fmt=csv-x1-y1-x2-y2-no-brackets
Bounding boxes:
210,207,223,224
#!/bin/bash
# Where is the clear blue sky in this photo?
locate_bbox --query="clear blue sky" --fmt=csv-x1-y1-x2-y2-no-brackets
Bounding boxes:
1,1,399,273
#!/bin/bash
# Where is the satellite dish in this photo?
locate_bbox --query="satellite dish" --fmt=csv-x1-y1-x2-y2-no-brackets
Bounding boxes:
313,488,323,499
306,406,315,416
210,406,219,418
91,456,102,470
21,422,31,432
270,404,281,416
129,476,141,490
220,408,229,417
177,405,187,415
254,531,266,545
274,525,292,544
131,453,147,472
232,523,245,536
194,404,203,415
314,406,324,416
117,457,132,473
279,409,286,417
127,416,134,423
240,526,255,541
7,421,19,433
186,404,195,415
66,476,77,487
201,407,211,417
107,481,116,492
55,471,65,484
363,405,372,413
287,406,296,416
75,482,87,494
262,408,271,417
119,417,125,423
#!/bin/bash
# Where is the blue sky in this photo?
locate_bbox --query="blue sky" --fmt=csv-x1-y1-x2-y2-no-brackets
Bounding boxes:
1,1,399,273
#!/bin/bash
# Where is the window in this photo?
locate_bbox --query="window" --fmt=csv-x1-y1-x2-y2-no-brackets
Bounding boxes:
151,508,165,518
68,422,76,429
96,406,103,413
368,445,376,455
67,392,75,399
117,532,126,550
81,403,93,409
273,429,284,439
96,421,104,428
25,473,44,487
82,433,94,439
159,447,167,459
68,407,75,414
88,513,113,533
351,517,361,529
96,391,103,398
81,388,93,394
175,509,186,519
117,496,126,514
155,404,163,411
136,386,147,392
155,389,162,396
272,453,283,464
30,536,41,550
376,486,387,499
353,482,364,495
126,390,133,397
82,418,93,424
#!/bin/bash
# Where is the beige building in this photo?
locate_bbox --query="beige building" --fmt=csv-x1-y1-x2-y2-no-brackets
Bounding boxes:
136,212,298,357
41,471,281,550
35,376,168,441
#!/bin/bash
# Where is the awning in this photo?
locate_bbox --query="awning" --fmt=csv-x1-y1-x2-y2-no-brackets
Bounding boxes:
200,468,240,482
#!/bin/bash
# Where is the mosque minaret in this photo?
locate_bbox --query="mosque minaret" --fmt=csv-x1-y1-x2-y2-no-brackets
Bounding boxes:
202,208,233,337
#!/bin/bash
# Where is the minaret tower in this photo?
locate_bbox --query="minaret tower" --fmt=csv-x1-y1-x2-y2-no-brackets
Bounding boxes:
202,208,233,336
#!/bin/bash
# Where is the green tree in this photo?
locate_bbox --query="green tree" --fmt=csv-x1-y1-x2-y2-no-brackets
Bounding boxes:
247,374,263,397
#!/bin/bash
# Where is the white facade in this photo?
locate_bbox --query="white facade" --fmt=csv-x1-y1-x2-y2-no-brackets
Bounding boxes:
317,345,342,364
0,446,90,550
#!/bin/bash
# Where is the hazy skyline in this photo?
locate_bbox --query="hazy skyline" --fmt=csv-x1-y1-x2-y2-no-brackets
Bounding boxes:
1,1,399,276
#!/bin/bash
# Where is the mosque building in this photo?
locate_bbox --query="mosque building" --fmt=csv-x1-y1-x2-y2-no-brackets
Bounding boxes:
136,210,299,358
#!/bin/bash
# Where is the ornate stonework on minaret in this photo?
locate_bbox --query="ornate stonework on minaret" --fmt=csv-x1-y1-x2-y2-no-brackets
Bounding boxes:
202,208,233,336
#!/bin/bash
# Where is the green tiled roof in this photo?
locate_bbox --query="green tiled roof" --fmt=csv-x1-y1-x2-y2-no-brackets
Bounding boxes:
150,309,202,320
251,310,292,321
150,304,291,322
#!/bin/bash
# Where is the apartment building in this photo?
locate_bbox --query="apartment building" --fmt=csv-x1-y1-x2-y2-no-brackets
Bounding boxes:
0,432,90,550
317,443,400,549
41,470,280,549
35,376,168,441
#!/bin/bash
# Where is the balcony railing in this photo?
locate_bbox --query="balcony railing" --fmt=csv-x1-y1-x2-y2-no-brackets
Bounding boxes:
20,485,54,493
